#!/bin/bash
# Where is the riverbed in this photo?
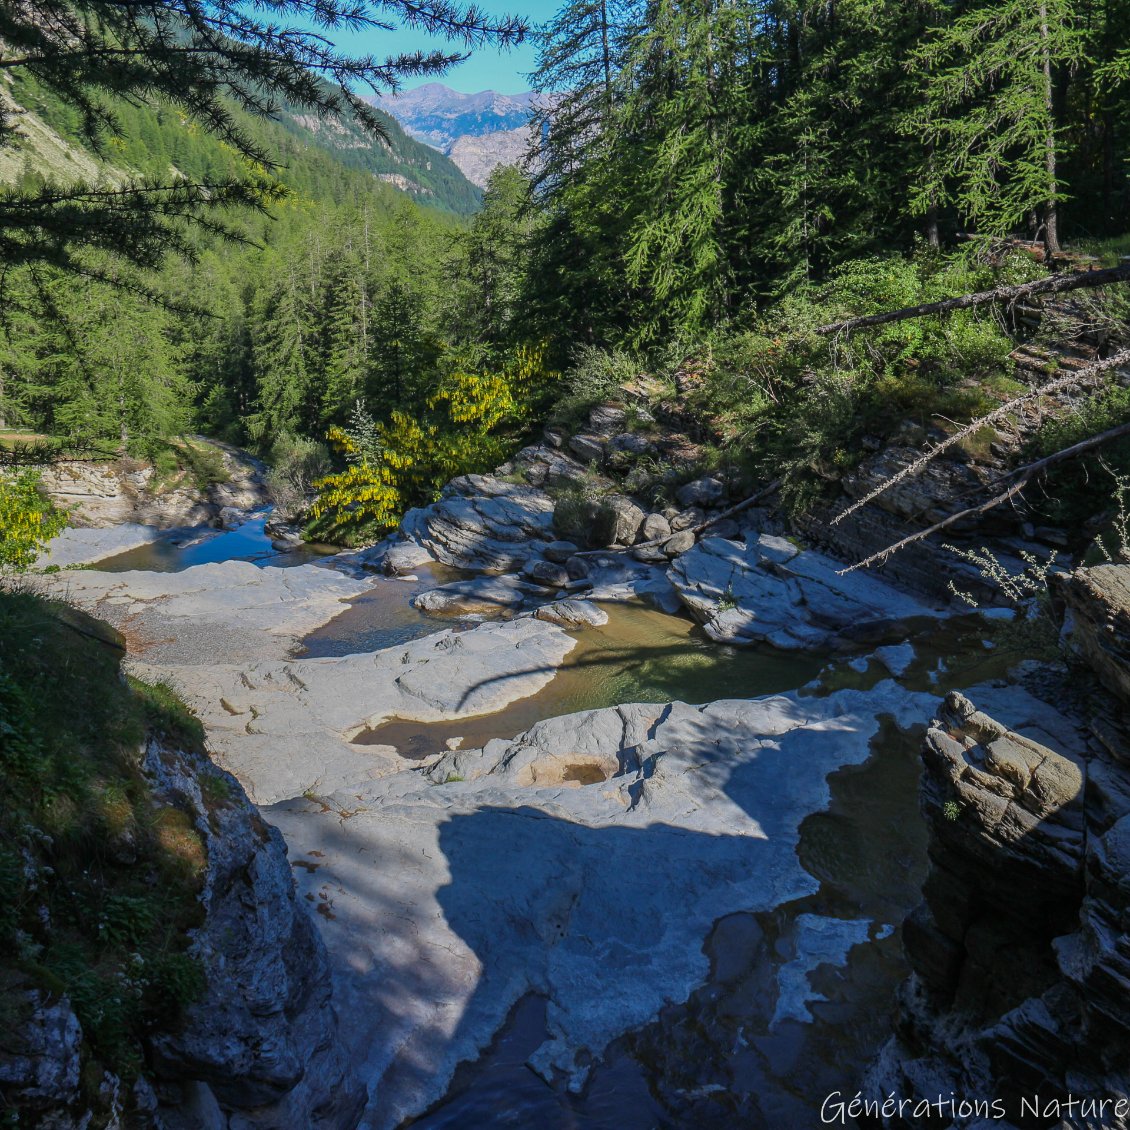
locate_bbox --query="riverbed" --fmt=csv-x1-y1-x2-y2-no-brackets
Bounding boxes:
40,513,1008,1129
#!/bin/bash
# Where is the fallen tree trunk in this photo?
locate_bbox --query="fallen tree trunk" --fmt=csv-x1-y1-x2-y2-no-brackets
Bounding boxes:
814,262,1130,338
832,345,1130,527
838,420,1130,574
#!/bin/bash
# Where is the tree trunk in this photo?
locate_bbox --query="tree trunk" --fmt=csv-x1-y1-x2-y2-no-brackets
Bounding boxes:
1039,0,1061,254
815,262,1130,337
599,0,613,113
118,383,128,455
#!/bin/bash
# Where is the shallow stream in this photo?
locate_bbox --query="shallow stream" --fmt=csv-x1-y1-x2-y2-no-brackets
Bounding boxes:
95,512,336,572
88,526,1002,1128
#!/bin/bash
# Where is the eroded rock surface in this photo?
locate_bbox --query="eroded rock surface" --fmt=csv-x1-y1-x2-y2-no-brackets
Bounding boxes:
400,473,557,572
41,440,270,529
148,618,577,805
668,534,941,649
268,682,935,1129
865,677,1130,1126
43,559,371,664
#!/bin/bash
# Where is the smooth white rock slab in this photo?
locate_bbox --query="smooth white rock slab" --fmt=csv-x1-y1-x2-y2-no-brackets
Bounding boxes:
42,559,371,662
37,522,164,568
268,681,937,1129
147,617,577,805
668,535,942,648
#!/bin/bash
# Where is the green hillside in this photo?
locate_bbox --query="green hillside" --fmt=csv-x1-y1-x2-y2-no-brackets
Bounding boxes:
0,69,481,216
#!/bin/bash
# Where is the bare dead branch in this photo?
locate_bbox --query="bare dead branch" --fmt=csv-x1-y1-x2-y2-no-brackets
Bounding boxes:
814,263,1130,338
838,420,1130,574
832,346,1130,527
574,478,782,557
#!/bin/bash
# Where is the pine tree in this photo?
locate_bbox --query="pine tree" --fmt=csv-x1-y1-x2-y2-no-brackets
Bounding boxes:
911,0,1086,252
612,0,751,342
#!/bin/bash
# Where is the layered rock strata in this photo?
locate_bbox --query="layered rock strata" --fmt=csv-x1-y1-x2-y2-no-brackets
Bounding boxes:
867,569,1130,1126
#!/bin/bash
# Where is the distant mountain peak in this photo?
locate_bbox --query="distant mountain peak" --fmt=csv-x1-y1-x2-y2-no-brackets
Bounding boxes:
368,84,540,188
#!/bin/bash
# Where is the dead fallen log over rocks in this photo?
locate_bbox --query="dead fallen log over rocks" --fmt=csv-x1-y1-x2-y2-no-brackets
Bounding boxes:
815,263,1130,338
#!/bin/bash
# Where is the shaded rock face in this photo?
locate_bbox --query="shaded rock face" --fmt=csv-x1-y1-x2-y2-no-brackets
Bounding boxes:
866,672,1130,1126
0,993,87,1127
0,736,364,1130
143,738,366,1128
1059,564,1130,706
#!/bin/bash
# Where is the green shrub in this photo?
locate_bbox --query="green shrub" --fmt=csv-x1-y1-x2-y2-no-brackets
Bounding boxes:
551,345,640,425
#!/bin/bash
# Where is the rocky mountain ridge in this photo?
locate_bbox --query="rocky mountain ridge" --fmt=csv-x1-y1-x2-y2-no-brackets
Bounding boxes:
370,83,539,187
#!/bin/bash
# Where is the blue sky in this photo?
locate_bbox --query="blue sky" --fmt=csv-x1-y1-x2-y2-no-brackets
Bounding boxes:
339,1,559,94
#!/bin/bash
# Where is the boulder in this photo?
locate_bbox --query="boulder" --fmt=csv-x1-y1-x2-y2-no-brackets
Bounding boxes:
544,540,580,564
633,544,669,564
413,574,539,616
671,507,705,531
565,555,591,580
533,599,609,629
663,530,696,557
522,558,571,589
709,517,740,540
376,540,435,576
642,513,672,543
217,505,244,530
399,473,556,573
568,434,607,465
510,444,591,490
609,432,653,456
676,477,725,509
592,494,646,547
588,405,627,434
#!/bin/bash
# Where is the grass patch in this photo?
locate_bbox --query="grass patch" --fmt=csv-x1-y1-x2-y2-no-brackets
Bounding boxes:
151,437,232,495
0,591,208,1088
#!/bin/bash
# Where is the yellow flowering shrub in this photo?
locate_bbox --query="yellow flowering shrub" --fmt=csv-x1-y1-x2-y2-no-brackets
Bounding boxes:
308,344,558,541
0,470,68,571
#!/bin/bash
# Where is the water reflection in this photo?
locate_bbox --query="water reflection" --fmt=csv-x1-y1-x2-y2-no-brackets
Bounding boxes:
95,512,336,572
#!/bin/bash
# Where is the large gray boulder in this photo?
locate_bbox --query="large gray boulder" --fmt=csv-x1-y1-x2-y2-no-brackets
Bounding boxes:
593,494,646,546
400,474,556,573
532,598,609,628
568,434,607,465
676,476,725,509
413,574,542,616
641,512,672,542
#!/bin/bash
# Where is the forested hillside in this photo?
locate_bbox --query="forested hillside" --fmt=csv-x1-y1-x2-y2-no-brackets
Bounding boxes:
2,69,482,214
2,0,1130,552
